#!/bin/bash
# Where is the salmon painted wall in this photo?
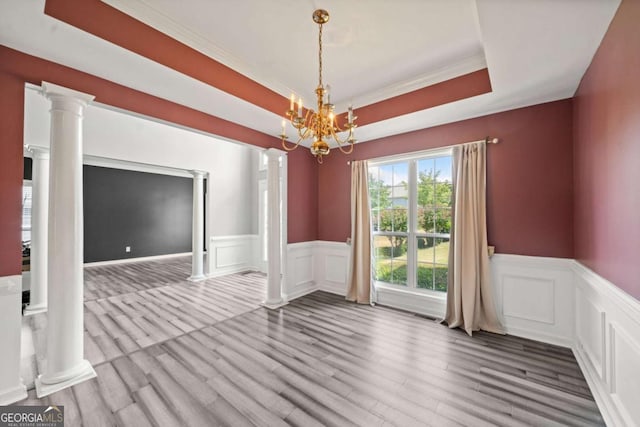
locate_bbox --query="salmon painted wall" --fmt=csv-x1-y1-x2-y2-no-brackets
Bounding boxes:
0,73,25,277
318,100,575,258
287,149,318,243
573,0,640,300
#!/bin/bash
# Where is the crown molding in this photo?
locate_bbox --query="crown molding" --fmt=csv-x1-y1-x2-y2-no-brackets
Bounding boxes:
334,53,487,111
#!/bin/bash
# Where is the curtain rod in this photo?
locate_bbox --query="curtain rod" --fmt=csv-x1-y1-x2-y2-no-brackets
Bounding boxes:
346,136,500,165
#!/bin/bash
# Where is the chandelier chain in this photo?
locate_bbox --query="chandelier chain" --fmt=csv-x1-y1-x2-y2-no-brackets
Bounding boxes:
318,23,323,87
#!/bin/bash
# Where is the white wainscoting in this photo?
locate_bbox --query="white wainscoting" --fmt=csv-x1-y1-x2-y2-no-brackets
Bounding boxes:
572,261,640,427
314,241,350,296
491,254,575,347
283,241,350,300
285,242,316,300
0,275,27,405
208,235,259,278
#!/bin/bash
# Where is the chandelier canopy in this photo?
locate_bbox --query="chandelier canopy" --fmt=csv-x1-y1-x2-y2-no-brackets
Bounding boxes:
279,9,357,164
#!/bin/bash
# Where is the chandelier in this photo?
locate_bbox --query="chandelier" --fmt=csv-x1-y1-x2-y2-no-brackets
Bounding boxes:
279,9,357,164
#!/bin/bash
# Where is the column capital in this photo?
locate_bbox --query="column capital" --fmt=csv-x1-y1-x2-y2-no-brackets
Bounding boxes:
266,148,287,159
42,82,95,105
190,170,206,178
26,145,50,160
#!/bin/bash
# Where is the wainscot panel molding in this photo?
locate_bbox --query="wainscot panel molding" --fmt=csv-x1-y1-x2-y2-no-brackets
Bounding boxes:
84,252,192,267
283,241,350,300
0,275,28,405
314,241,350,296
490,254,575,348
285,241,316,300
572,261,640,427
208,235,259,278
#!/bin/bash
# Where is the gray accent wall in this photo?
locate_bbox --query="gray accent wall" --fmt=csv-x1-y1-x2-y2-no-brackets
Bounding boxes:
83,165,193,263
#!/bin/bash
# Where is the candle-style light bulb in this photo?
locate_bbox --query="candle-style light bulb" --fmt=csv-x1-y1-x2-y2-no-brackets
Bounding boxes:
281,118,286,134
290,94,295,111
326,84,331,104
298,98,303,116
348,105,353,124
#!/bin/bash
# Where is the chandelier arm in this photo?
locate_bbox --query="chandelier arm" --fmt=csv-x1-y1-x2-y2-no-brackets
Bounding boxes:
328,125,353,145
336,143,355,155
329,126,355,155
281,134,305,152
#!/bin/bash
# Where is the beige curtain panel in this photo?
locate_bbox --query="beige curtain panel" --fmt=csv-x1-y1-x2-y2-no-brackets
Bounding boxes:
445,141,504,336
346,160,372,304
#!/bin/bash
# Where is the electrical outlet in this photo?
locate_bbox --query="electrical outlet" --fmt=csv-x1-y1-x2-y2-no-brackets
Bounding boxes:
125,246,131,253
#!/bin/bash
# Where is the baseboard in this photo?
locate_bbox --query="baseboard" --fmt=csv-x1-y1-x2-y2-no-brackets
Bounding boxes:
572,261,640,427
317,280,347,296
84,252,191,267
283,282,317,301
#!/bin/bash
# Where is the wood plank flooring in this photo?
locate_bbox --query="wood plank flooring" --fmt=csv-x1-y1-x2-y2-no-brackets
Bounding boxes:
20,257,605,426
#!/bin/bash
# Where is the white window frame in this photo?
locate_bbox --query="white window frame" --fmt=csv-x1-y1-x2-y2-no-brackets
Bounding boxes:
369,147,452,296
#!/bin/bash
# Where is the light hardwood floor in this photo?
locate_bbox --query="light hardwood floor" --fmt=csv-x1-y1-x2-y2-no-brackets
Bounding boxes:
19,257,604,426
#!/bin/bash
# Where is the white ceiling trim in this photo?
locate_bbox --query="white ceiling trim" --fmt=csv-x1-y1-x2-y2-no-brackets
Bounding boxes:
101,0,486,112
334,52,487,112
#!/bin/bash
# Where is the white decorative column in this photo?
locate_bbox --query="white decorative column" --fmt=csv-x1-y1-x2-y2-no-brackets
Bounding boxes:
35,82,96,398
263,149,286,309
0,275,27,405
24,146,49,316
189,170,206,281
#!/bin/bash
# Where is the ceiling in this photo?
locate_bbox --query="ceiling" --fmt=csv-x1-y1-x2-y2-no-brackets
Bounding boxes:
0,0,621,145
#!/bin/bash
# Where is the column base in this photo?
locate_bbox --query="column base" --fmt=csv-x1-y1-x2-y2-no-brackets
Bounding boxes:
188,274,207,282
35,359,96,398
23,303,47,316
0,382,28,405
262,299,288,310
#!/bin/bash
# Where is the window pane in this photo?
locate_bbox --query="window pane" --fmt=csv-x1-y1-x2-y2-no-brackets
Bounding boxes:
435,156,452,184
417,159,435,208
417,262,434,290
433,237,449,292
373,235,407,286
435,208,451,234
434,263,448,292
434,237,449,264
419,209,436,233
373,235,391,281
434,181,452,208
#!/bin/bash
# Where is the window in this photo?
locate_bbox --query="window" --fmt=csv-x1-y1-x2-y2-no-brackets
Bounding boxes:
369,150,452,292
